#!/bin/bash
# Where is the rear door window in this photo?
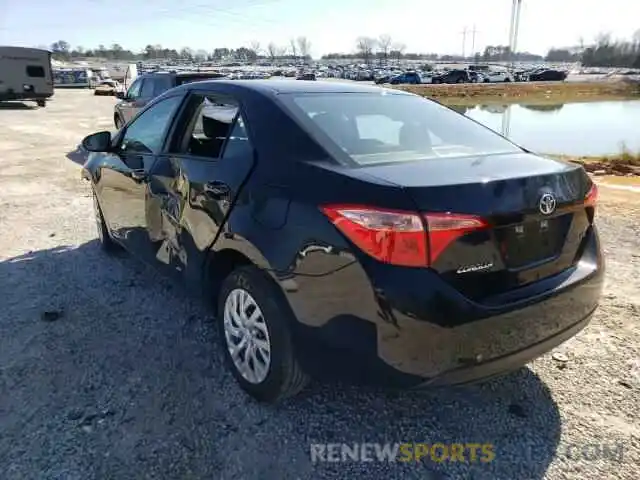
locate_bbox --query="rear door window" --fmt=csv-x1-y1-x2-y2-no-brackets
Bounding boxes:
222,116,253,159
152,76,173,96
140,78,156,99
171,94,239,159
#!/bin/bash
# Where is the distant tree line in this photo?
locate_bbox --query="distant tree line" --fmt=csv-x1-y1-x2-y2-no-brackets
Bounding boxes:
48,38,312,64
580,32,640,68
48,30,640,68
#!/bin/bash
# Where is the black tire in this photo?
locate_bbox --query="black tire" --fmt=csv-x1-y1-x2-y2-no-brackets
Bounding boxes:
93,191,120,253
217,266,309,403
37,100,46,107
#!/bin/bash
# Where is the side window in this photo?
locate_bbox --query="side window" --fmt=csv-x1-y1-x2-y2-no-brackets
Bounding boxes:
175,95,239,159
140,78,156,98
121,95,183,155
26,66,45,78
126,78,143,99
152,76,171,97
222,116,253,159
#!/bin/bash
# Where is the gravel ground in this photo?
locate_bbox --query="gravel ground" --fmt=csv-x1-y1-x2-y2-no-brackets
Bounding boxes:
0,91,638,480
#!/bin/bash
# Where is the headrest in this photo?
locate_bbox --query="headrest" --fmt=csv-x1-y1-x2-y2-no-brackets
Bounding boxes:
399,122,432,151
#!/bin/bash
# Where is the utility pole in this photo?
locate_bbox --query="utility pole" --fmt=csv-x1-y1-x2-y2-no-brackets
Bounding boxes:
460,27,468,58
470,25,478,60
508,0,523,69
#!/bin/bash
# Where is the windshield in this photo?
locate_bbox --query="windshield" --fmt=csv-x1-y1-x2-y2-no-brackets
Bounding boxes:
284,92,522,165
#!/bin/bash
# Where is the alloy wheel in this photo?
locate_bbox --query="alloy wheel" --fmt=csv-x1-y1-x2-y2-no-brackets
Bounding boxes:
223,288,272,384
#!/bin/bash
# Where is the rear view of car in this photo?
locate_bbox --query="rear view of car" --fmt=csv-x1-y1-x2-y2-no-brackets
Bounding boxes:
83,80,604,403
278,90,603,386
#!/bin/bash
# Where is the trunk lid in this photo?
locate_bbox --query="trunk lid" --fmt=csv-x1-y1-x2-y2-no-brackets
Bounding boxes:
355,152,595,302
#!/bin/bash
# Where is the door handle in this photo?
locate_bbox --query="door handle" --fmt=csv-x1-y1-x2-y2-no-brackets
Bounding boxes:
130,169,148,182
203,182,230,199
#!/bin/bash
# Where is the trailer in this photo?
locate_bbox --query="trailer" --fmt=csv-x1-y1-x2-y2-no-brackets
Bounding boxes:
52,68,93,88
0,46,54,107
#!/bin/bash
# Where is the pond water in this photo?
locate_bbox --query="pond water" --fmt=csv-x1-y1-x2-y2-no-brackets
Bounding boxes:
448,100,640,156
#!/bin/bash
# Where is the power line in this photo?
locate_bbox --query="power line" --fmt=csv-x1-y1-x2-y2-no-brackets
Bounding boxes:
0,0,284,33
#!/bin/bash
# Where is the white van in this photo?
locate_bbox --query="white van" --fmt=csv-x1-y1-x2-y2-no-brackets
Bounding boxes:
0,46,54,107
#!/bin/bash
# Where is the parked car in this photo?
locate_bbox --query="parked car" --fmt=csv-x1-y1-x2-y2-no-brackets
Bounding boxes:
468,71,484,83
94,79,119,96
113,71,226,128
374,75,392,85
388,72,423,85
513,69,530,82
483,70,514,82
528,69,568,82
432,69,470,84
81,80,604,403
296,73,316,81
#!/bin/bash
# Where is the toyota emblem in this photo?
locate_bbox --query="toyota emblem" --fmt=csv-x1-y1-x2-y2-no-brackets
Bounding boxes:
539,193,557,215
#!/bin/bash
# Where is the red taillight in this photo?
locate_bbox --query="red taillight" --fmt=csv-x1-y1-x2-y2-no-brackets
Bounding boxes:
585,183,598,207
320,205,427,267
424,213,489,264
320,205,488,267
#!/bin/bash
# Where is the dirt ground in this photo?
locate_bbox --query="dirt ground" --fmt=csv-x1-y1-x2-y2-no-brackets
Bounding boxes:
0,90,638,480
396,79,640,101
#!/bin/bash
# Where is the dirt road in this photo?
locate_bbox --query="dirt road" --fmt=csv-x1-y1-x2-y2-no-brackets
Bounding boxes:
0,91,638,480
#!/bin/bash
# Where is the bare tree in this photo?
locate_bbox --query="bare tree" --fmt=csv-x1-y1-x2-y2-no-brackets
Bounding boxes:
595,31,611,46
289,39,298,62
267,42,278,62
297,36,312,61
276,46,288,61
356,36,376,65
390,42,406,65
250,40,261,57
378,34,392,65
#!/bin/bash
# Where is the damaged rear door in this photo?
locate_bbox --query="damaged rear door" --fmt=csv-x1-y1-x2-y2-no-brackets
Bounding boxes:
145,91,256,287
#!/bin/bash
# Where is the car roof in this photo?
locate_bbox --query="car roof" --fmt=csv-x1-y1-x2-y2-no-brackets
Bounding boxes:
184,79,409,95
142,71,224,78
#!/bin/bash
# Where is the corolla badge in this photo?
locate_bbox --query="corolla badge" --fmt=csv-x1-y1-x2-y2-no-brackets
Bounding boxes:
538,193,557,215
456,262,494,274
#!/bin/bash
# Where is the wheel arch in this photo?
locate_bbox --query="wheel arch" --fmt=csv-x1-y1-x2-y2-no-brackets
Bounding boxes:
202,236,290,310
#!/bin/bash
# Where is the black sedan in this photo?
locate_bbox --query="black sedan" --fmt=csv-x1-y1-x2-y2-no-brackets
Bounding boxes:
81,80,604,403
528,69,568,82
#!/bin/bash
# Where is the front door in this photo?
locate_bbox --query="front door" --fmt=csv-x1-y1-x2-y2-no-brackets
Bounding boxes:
98,94,185,261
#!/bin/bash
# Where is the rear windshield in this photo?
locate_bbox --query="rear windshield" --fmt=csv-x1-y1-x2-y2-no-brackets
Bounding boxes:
283,92,522,165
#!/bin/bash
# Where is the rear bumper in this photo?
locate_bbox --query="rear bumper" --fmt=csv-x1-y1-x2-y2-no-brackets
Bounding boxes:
283,228,604,382
420,310,593,386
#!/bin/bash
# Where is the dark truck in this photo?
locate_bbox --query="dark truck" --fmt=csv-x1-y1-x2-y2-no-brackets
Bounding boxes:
113,71,226,128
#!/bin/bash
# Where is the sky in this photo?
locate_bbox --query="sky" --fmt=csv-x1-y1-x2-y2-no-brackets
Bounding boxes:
1,0,639,57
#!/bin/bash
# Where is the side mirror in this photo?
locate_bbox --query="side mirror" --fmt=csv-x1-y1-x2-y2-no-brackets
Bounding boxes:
115,91,126,100
82,131,112,152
